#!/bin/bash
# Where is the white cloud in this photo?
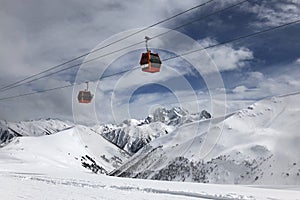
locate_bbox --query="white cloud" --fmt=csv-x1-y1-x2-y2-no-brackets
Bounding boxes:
232,85,248,93
0,0,202,81
197,38,253,72
244,0,300,28
227,62,300,101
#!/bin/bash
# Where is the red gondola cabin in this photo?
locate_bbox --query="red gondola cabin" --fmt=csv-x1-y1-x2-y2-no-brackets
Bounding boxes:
139,50,162,73
77,91,93,103
77,82,93,103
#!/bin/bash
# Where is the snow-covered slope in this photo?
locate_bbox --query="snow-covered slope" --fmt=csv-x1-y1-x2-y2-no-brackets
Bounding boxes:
0,126,130,174
0,119,72,146
1,170,299,200
112,93,300,185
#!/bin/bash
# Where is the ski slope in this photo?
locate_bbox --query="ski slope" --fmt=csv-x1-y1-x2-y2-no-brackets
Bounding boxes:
0,170,299,200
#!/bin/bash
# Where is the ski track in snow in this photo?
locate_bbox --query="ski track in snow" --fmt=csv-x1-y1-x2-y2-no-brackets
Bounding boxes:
0,171,258,200
1,171,300,200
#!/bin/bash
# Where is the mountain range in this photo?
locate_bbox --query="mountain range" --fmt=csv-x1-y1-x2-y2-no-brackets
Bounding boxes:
1,93,299,185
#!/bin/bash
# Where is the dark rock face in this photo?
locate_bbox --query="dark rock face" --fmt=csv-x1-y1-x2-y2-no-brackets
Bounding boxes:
0,127,14,146
101,125,153,154
200,110,211,119
129,137,151,153
102,128,130,149
81,155,108,174
0,121,21,146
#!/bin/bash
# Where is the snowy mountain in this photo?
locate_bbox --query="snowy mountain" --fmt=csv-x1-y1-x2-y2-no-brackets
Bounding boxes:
93,107,210,155
112,93,300,185
0,107,211,174
1,93,300,185
0,118,72,146
0,125,130,174
0,119,132,173
143,106,211,126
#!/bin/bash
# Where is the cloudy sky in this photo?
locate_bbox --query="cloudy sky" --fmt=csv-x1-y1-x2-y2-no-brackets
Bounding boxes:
0,0,299,124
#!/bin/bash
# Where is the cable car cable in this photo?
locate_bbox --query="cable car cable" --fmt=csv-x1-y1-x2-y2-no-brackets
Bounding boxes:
0,18,299,101
0,41,146,93
0,67,140,101
148,0,248,42
0,0,247,93
163,18,300,62
0,0,215,92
